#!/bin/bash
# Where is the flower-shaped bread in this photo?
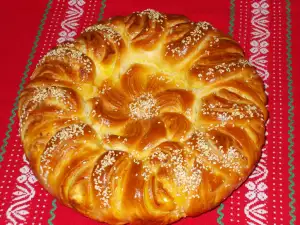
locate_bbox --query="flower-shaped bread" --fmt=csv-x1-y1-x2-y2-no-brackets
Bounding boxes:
18,9,267,225
91,64,194,153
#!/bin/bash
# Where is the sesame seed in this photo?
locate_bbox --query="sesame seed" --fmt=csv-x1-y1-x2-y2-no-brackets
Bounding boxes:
167,22,213,58
202,101,263,122
151,151,168,162
222,146,242,173
141,164,151,180
188,131,242,173
129,93,159,120
99,83,112,95
41,124,86,174
19,86,72,129
93,151,117,208
37,47,92,73
137,9,165,24
169,149,202,196
196,59,252,82
84,24,122,45
32,86,67,103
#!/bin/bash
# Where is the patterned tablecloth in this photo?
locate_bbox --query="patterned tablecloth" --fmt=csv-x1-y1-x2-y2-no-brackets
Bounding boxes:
0,0,299,224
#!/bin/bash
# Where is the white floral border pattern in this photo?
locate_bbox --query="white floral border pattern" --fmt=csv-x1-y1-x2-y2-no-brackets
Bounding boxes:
6,155,38,225
249,0,270,88
58,0,86,43
244,1,270,225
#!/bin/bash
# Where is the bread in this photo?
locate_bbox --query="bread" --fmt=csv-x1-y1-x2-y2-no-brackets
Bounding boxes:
18,9,267,224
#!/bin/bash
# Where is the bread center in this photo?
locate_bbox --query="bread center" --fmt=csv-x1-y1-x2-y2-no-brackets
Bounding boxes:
129,93,159,120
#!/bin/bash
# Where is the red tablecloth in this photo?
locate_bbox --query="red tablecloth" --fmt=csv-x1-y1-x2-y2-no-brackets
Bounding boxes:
0,0,299,224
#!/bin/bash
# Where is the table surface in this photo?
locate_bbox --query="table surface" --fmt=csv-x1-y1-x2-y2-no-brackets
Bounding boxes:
0,0,299,224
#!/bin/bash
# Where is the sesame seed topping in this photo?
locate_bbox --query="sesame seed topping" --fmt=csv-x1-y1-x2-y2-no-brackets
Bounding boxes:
38,47,92,73
196,59,252,82
168,149,202,196
129,93,159,120
32,86,67,103
84,24,122,45
167,22,212,58
222,146,242,173
58,42,75,48
41,124,86,174
151,151,168,166
94,151,116,174
93,151,117,208
152,151,168,161
141,163,151,180
181,22,211,48
99,83,112,95
19,86,72,129
202,102,263,122
188,131,242,173
209,36,220,47
137,9,165,24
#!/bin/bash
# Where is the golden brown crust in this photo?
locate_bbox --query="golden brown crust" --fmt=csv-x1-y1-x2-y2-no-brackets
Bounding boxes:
18,9,267,225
